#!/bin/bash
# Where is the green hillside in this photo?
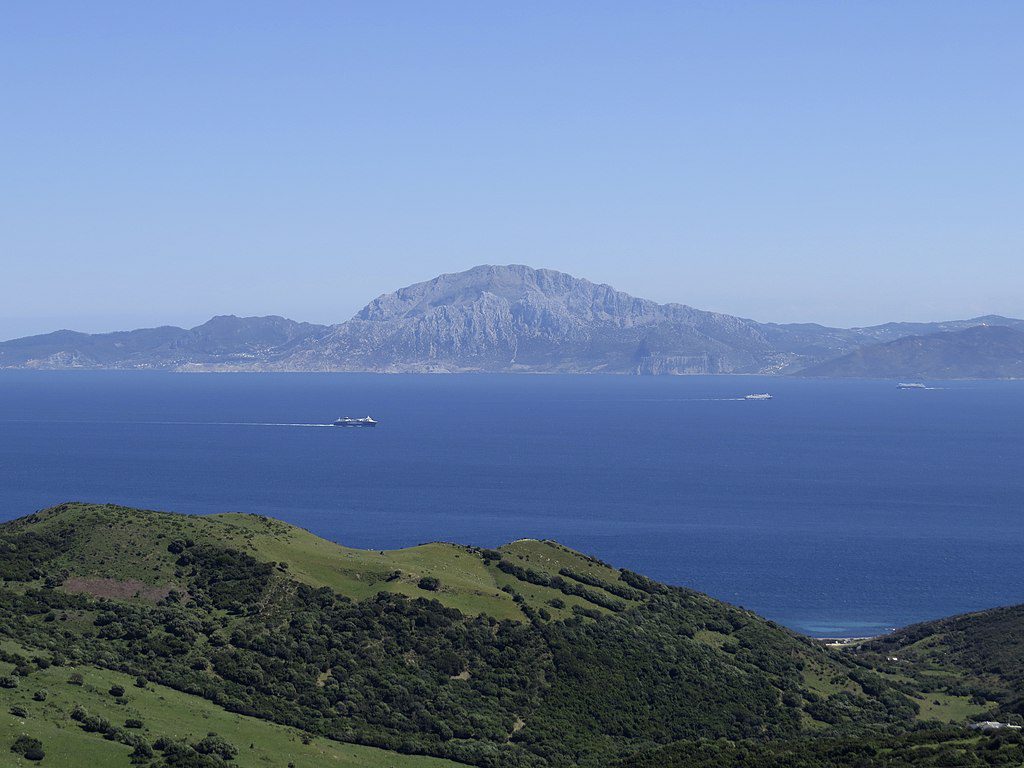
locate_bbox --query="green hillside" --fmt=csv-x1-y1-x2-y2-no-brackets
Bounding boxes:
0,503,1015,767
616,728,1024,768
0,640,460,768
856,605,1024,721
620,603,1024,768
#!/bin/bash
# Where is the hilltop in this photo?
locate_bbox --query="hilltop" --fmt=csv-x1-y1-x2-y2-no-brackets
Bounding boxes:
3,265,1023,376
3,502,1006,767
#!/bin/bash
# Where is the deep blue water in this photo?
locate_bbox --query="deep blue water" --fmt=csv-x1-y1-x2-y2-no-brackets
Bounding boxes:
1,371,1022,637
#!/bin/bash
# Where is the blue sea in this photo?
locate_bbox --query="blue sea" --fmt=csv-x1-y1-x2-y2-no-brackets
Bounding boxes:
1,371,1022,637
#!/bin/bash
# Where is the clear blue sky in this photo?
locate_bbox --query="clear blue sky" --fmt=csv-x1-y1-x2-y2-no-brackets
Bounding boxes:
2,1,1022,339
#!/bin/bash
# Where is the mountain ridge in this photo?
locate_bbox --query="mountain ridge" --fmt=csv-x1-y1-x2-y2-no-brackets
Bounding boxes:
2,265,1022,376
798,325,1024,379
287,264,779,374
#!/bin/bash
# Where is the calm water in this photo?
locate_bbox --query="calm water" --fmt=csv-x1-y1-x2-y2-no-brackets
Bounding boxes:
1,371,1022,637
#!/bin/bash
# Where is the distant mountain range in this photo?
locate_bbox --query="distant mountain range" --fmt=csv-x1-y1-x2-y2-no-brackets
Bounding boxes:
2,264,1022,377
797,324,1024,379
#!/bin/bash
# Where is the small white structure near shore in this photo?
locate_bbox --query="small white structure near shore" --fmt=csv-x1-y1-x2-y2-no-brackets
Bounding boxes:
968,721,1022,732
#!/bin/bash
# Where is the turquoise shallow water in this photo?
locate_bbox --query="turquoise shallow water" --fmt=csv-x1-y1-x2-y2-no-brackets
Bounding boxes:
1,371,1022,637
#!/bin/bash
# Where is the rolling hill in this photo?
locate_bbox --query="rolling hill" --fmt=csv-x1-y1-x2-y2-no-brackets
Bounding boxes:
622,600,1024,768
0,502,986,767
857,604,1024,720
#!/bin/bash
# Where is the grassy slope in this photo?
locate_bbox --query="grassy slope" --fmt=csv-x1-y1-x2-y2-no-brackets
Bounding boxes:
8,502,985,728
10,504,612,621
492,538,644,617
856,604,1024,720
7,503,653,622
210,513,527,620
0,648,461,768
4,502,1011,767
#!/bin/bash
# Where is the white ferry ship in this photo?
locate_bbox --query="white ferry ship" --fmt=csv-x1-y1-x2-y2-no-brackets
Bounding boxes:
332,416,378,427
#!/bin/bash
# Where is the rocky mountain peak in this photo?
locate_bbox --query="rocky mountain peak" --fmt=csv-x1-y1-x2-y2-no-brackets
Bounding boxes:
354,264,648,323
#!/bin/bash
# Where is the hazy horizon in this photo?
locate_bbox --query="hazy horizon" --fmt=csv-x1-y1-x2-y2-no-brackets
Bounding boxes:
3,261,1024,342
4,2,1023,339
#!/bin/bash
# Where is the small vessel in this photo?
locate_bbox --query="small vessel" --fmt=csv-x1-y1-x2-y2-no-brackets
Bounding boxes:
332,416,378,427
744,393,773,400
897,383,927,390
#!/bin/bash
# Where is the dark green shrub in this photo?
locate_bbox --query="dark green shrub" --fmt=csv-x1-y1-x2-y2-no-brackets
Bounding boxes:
417,576,440,591
79,713,113,734
193,732,238,760
130,741,153,760
434,650,464,677
10,735,43,755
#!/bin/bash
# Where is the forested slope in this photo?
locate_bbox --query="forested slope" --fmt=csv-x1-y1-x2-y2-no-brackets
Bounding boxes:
0,503,1015,767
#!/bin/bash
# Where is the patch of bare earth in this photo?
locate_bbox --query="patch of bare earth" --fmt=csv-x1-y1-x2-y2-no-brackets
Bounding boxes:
61,577,174,602
507,717,526,741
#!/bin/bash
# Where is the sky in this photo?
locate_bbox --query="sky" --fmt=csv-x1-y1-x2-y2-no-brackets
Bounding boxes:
2,1,1022,339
